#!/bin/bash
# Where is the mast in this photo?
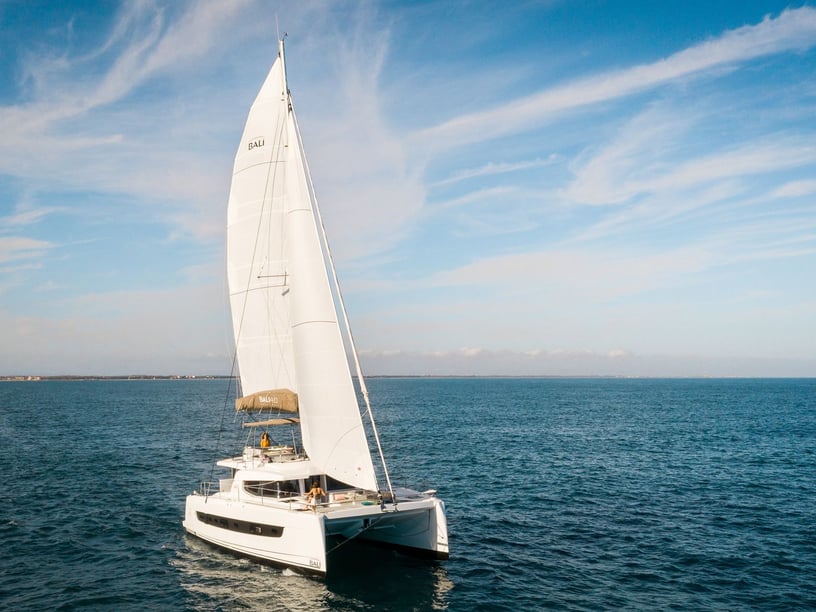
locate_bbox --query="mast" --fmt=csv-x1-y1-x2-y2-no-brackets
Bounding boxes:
278,38,289,104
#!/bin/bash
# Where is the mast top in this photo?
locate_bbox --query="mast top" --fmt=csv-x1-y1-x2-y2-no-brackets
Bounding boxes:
278,37,289,102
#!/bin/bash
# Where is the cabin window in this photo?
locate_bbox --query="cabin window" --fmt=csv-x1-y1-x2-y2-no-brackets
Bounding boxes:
196,512,283,537
244,480,299,498
325,476,355,491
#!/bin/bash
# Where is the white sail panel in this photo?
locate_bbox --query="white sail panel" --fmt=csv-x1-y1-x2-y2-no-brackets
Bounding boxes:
283,110,378,491
227,57,296,397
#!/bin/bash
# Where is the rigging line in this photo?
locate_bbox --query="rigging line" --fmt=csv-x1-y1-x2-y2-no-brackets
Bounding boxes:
207,351,240,491
290,102,396,503
207,240,239,492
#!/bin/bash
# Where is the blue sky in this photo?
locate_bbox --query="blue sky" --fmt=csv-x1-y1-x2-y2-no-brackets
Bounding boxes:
1,1,814,377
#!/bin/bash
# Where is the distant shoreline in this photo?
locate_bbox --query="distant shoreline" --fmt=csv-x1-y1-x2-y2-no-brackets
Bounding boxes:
1,374,812,381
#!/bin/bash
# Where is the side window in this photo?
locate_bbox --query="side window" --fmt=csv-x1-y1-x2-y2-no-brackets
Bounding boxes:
325,476,354,491
243,480,300,498
279,480,299,496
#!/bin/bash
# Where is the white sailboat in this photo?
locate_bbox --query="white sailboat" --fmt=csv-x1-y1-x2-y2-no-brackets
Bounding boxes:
183,39,449,575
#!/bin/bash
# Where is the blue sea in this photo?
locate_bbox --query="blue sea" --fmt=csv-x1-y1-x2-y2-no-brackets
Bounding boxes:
1,377,814,610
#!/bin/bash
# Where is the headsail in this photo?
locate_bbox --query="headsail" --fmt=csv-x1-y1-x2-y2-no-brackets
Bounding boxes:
226,41,378,491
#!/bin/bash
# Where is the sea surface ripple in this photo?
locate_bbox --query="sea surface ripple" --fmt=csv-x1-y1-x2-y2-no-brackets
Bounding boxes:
1,377,814,610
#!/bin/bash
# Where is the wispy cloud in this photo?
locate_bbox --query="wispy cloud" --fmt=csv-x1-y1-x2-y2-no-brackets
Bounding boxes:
292,16,428,261
0,236,54,264
1,2,813,376
0,203,58,228
13,1,249,129
565,128,816,207
770,179,816,198
425,246,713,301
0,1,248,201
414,7,816,150
432,155,558,187
430,186,518,211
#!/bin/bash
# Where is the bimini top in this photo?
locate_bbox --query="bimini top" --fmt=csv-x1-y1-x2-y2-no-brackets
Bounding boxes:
235,388,299,413
242,417,301,428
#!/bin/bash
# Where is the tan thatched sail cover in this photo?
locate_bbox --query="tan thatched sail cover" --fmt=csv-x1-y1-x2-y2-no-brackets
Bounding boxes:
235,388,299,413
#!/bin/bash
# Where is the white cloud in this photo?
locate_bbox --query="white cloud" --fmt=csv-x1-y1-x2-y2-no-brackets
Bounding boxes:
432,155,559,187
14,1,250,127
770,179,816,198
0,204,58,227
427,247,713,301
0,236,54,264
571,180,747,244
414,7,816,151
565,130,816,207
430,186,518,211
0,1,249,209
2,1,423,260
1,2,814,377
635,142,815,201
298,29,425,261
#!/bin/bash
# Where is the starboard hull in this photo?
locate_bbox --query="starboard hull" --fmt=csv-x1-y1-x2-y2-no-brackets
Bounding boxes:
183,492,448,575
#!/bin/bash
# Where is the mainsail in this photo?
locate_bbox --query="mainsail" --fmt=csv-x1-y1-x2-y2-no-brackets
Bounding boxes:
226,41,377,491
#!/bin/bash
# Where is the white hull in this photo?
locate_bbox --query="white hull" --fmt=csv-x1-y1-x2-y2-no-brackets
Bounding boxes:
184,490,448,575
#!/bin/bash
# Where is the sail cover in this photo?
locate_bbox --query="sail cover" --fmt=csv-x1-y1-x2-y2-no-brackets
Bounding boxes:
235,389,298,412
226,44,378,491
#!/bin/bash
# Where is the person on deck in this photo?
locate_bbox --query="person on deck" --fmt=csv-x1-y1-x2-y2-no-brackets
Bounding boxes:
306,481,326,510
260,432,271,448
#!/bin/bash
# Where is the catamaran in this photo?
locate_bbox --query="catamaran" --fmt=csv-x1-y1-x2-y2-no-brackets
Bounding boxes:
183,39,449,575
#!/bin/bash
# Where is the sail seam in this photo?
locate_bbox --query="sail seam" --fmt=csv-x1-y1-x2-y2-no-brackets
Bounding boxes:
233,160,285,176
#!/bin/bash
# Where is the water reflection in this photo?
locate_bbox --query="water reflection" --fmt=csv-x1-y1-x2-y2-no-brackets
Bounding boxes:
173,536,452,611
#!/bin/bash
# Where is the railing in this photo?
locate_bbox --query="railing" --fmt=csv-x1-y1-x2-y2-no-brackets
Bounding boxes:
197,479,382,511
297,490,382,512
235,488,372,511
198,479,233,496
198,481,216,496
